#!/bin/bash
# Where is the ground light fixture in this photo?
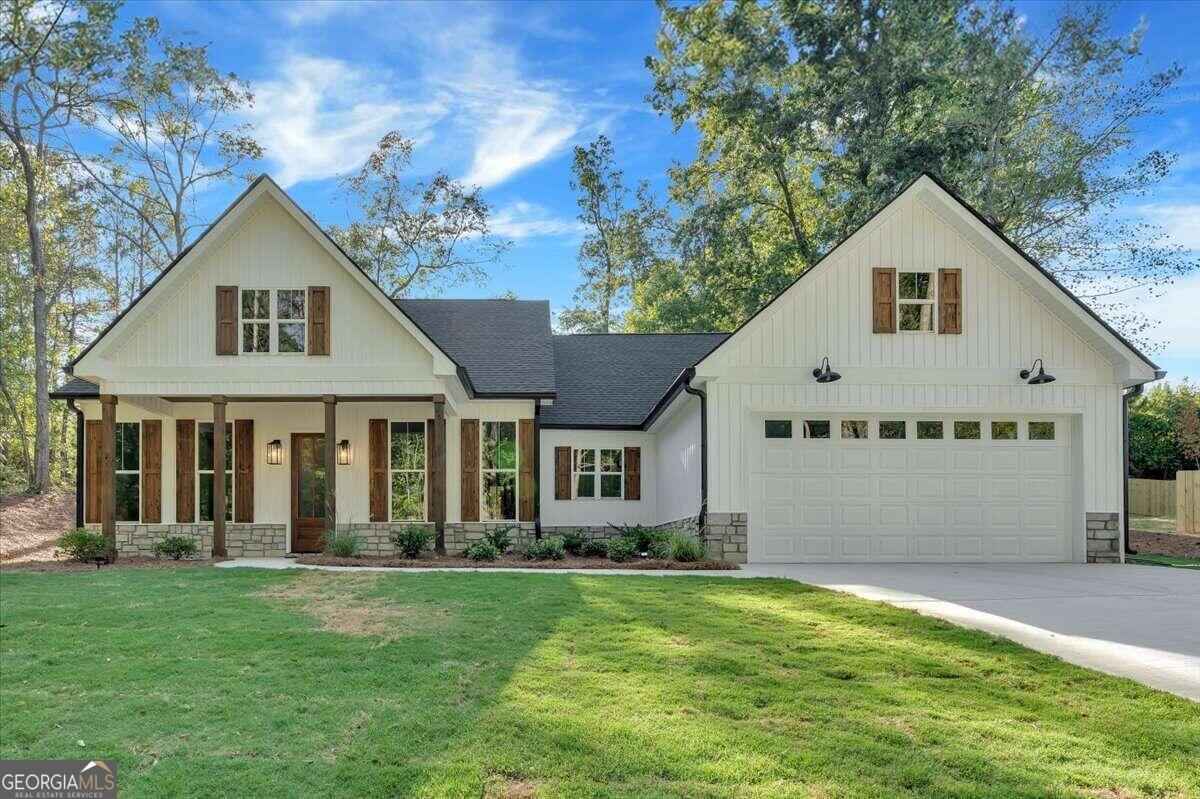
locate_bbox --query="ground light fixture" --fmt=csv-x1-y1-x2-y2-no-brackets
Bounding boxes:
337,439,353,466
266,439,283,465
812,357,842,384
1020,359,1056,385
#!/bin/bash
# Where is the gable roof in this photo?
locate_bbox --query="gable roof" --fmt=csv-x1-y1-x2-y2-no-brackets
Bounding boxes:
540,333,728,428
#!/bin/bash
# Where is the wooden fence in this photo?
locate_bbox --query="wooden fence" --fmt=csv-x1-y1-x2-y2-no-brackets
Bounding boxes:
1180,471,1199,535
1130,478,1176,518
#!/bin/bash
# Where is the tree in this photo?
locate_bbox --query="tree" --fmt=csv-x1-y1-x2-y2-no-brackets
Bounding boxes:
330,131,509,298
1129,382,1200,479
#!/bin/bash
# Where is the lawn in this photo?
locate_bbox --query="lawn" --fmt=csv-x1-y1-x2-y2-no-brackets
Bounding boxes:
1,569,1197,798
1127,553,1200,569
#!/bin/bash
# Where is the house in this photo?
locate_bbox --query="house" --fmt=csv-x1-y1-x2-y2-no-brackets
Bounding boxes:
52,173,1161,564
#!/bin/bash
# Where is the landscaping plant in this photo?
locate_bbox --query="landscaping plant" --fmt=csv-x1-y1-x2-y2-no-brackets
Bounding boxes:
391,526,432,558
561,531,587,556
323,530,362,558
55,529,109,563
606,536,638,563
466,540,501,561
484,526,513,554
579,539,608,558
152,535,200,560
667,534,705,563
523,537,566,561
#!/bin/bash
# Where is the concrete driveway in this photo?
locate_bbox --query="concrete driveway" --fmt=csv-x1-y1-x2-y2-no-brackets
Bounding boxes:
738,562,1200,701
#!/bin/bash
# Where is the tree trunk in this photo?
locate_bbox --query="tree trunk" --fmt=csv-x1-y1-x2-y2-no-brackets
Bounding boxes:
16,146,52,494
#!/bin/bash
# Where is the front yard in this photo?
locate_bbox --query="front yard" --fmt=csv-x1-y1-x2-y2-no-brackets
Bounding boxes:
1,569,1197,798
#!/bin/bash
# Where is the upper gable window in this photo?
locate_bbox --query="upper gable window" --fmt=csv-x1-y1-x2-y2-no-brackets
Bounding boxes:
241,289,306,354
897,272,934,332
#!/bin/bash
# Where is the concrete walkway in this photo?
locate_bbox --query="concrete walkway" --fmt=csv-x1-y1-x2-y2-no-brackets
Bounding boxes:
218,558,1200,701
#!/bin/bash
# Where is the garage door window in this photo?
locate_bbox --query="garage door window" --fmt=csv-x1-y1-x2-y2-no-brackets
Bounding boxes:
953,421,981,440
879,420,906,439
1029,421,1055,441
803,420,831,439
916,421,943,439
764,420,792,439
841,420,869,439
992,421,1018,440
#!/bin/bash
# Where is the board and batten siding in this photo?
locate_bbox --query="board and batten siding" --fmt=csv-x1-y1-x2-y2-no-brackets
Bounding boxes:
539,430,657,527
697,190,1126,519
654,395,703,525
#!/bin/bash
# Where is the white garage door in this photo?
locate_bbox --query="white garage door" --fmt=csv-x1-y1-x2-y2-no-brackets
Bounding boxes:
749,415,1075,563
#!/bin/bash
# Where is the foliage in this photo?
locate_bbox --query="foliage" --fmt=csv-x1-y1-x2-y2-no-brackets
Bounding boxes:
466,540,501,562
561,531,587,556
1130,381,1200,478
579,539,608,558
322,530,362,558
667,534,706,563
151,535,199,560
611,524,668,553
522,537,566,561
483,526,513,554
605,536,639,563
55,528,109,562
390,526,431,559
646,538,671,560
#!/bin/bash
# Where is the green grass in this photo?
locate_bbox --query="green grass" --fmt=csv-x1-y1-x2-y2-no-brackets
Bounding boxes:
1,569,1197,798
1127,553,1200,569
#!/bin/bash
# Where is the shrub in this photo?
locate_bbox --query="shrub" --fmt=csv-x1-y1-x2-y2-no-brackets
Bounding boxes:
152,535,199,560
391,526,432,558
614,524,668,553
484,526,513,554
561,531,587,556
668,534,706,563
579,539,608,558
56,529,110,563
647,538,672,560
606,536,639,563
466,540,500,561
322,530,362,558
523,537,566,561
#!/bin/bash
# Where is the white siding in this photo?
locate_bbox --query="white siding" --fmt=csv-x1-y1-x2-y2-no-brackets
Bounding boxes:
654,397,702,525
539,430,656,527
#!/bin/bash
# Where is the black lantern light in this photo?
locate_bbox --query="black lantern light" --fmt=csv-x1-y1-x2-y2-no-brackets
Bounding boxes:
266,439,283,465
811,357,842,384
1020,359,1056,385
337,439,353,466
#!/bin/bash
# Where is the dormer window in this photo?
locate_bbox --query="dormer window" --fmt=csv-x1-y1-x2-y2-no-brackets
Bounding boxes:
897,271,934,332
240,288,306,354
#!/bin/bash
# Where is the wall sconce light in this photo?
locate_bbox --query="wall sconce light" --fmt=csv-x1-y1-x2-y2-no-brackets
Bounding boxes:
1019,359,1056,385
266,439,283,465
811,356,842,384
337,439,352,466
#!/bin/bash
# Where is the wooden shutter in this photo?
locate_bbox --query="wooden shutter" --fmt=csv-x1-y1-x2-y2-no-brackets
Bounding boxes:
216,286,238,355
308,286,330,355
938,268,962,334
624,446,641,501
85,420,102,523
141,420,162,523
176,420,195,522
518,419,534,521
554,446,571,501
460,419,480,522
872,268,896,334
234,419,254,522
368,418,388,522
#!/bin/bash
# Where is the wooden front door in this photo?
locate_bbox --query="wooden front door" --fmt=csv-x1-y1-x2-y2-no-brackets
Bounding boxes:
291,434,327,553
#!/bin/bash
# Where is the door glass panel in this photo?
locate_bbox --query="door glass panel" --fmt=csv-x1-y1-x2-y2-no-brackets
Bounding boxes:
991,421,1018,440
1028,421,1055,441
954,421,981,440
841,420,869,439
879,421,906,439
916,421,943,439
803,420,830,439
297,437,326,519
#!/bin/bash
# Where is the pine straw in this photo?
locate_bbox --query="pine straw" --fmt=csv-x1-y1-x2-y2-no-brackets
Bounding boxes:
295,553,738,570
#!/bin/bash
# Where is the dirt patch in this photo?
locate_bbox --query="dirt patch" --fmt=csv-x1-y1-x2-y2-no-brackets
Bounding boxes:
296,553,738,570
0,556,228,573
0,490,75,562
1130,531,1200,558
483,775,544,799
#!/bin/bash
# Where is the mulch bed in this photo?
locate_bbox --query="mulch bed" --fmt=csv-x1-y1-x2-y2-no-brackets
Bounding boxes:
1129,530,1200,558
0,557,230,574
0,491,75,563
296,554,739,570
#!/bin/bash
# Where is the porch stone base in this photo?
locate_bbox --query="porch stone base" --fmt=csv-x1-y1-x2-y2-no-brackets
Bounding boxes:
702,513,748,564
110,523,286,558
1086,512,1121,563
445,522,537,555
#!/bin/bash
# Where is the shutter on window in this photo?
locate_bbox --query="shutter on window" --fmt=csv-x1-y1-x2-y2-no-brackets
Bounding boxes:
176,420,196,522
216,286,238,355
938,268,962,334
308,286,330,355
460,419,480,522
518,419,534,521
234,419,254,522
872,268,896,333
142,420,162,523
369,418,388,522
85,420,102,523
624,446,641,501
553,446,571,500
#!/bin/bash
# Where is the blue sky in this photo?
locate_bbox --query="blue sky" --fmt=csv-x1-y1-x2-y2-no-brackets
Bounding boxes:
122,0,1199,383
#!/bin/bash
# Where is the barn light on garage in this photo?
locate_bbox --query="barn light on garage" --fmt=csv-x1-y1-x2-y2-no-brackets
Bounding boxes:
811,357,842,384
1019,359,1056,385
266,439,283,465
337,439,353,466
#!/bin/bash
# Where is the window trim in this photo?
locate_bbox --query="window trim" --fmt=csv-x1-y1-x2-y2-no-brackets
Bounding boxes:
896,270,936,333
197,420,234,523
571,446,624,500
480,420,519,521
114,420,141,523
388,420,427,522
238,287,307,355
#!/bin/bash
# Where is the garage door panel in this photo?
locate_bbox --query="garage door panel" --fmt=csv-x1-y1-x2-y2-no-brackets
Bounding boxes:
840,504,871,527
800,477,832,498
876,450,908,471
915,477,944,498
951,451,984,471
987,450,1021,472
840,536,872,557
763,449,794,471
879,504,909,526
951,478,983,499
839,476,870,498
761,504,795,529
911,450,945,471
877,476,907,497
839,449,871,470
916,506,946,528
801,450,832,470
802,506,833,527
952,537,984,557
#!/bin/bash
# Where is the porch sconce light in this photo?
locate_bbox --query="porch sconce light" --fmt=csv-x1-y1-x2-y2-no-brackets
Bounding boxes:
337,439,353,466
266,439,283,465
811,356,842,384
1019,359,1056,385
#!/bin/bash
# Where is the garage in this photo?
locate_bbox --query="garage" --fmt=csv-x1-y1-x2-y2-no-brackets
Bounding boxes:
749,414,1076,563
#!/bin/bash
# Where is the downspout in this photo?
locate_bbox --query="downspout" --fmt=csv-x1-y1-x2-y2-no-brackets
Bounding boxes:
682,368,707,531
533,402,542,539
67,399,84,528
1122,383,1145,556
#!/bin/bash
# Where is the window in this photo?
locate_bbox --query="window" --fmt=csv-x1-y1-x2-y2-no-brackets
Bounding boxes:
803,420,831,439
898,271,934,331
390,422,425,520
954,421,981,440
879,421,906,440
573,448,596,498
481,421,517,520
764,420,792,439
991,421,1018,440
841,420,869,439
1029,421,1056,441
198,421,233,522
600,449,623,499
240,288,305,353
572,448,624,499
916,421,943,440
115,422,140,521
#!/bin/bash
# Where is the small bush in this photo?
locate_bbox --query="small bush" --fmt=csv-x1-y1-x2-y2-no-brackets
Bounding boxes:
466,540,500,561
561,531,587,556
523,537,566,561
152,535,199,560
668,534,706,563
606,536,639,563
647,538,672,560
579,539,608,558
484,526,513,554
391,526,432,558
56,529,110,563
323,530,362,558
615,525,668,553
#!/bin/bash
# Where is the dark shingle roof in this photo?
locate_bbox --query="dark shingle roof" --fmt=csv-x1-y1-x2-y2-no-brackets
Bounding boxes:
541,333,728,428
395,299,556,396
49,378,99,399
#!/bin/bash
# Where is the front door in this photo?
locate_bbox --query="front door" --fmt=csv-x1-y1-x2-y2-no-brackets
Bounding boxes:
291,433,327,553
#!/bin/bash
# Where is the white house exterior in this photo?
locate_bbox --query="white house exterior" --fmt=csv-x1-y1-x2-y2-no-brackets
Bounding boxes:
55,174,1159,564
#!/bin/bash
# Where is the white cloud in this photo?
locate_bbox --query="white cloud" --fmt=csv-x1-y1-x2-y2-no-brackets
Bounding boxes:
460,94,580,188
1138,203,1200,251
490,201,585,240
275,0,364,26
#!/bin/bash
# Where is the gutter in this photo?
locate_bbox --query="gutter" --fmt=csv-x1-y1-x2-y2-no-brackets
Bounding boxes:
1122,377,1158,556
533,402,542,539
67,399,85,528
682,368,708,531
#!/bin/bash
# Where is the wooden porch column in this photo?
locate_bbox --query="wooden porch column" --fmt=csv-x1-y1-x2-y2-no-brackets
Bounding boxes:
100,394,118,560
324,395,337,535
433,395,446,555
212,396,228,557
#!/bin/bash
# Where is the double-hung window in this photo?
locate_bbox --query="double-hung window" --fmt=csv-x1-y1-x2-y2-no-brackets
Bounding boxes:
115,422,140,521
198,421,233,522
390,422,426,520
897,272,935,331
481,422,517,520
572,447,623,499
240,288,306,353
